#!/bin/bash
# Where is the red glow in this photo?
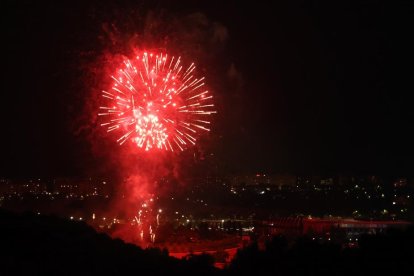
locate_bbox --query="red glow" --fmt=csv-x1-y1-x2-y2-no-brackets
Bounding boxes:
95,50,216,246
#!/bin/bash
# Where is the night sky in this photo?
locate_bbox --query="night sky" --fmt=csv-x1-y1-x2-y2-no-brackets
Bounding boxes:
1,0,414,177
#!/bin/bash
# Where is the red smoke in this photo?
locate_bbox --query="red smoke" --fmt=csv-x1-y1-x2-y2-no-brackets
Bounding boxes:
73,9,223,246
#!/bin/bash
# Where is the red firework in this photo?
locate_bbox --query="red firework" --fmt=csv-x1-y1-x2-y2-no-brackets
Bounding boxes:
99,51,216,151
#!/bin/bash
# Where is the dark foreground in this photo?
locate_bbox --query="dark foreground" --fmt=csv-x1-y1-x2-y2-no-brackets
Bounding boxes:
1,209,413,275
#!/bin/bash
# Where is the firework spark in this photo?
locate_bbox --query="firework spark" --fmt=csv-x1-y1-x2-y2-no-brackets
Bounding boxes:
99,51,216,151
133,197,159,243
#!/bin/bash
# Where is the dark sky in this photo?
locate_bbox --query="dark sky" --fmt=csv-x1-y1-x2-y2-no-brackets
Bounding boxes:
1,0,414,177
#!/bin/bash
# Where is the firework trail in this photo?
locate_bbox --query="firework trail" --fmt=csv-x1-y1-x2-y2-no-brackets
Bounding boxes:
133,198,162,243
99,51,216,152
98,51,215,244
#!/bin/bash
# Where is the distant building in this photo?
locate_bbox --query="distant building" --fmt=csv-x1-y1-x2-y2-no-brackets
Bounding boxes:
230,173,296,189
256,217,412,242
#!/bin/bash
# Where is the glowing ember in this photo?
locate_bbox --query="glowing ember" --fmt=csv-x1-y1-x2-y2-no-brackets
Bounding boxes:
133,197,158,243
99,51,216,151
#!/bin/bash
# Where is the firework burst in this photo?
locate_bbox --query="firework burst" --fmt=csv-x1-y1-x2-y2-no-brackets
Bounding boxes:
99,51,216,151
